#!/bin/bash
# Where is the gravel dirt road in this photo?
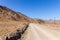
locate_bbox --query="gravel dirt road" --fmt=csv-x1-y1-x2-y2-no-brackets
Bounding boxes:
24,23,60,40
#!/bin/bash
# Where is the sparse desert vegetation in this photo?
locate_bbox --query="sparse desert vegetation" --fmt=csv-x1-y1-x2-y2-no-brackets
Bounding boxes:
0,21,29,40
0,5,32,40
0,21,23,36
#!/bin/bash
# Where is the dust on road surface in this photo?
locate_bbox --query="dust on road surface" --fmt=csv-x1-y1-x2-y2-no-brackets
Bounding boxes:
24,23,60,40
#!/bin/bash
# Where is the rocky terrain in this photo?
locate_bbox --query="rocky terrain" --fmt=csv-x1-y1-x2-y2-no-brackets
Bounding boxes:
0,5,45,40
0,5,34,22
0,5,33,40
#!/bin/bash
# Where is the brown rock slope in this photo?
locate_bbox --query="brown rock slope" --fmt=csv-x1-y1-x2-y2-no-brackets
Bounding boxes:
0,5,33,22
0,5,45,40
0,5,34,40
0,5,45,23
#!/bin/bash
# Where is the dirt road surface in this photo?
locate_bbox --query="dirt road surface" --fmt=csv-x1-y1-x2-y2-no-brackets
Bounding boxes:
23,23,60,40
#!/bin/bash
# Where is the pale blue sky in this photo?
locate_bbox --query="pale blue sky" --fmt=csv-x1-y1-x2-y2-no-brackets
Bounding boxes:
0,0,60,20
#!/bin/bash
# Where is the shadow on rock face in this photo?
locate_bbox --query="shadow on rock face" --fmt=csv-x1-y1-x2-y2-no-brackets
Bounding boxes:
6,30,22,40
6,24,29,40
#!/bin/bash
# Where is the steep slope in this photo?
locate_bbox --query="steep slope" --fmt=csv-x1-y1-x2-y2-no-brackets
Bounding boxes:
0,5,32,22
0,5,45,23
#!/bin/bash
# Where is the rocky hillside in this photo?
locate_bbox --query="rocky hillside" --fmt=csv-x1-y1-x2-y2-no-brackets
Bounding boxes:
0,5,45,24
0,5,33,22
0,5,45,40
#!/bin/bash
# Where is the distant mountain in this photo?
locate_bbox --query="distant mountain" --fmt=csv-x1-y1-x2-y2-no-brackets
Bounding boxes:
0,5,33,22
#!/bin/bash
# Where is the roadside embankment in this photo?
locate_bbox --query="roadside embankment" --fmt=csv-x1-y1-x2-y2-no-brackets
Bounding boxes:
5,23,29,40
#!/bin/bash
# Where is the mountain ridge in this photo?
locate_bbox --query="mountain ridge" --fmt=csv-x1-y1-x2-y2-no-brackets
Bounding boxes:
0,5,33,22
